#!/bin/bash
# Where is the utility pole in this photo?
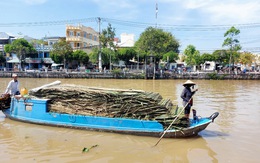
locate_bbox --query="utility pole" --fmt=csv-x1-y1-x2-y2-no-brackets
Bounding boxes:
153,1,158,79
155,1,158,28
228,43,234,75
98,17,102,72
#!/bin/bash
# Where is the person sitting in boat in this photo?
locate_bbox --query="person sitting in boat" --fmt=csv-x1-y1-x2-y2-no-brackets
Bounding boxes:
181,80,198,119
4,73,20,96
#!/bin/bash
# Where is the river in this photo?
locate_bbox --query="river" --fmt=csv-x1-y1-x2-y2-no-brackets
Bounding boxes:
0,78,259,162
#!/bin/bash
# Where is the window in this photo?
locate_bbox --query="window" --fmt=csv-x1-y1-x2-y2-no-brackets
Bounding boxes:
45,52,49,58
89,34,92,39
70,42,74,48
84,32,87,38
76,32,81,37
69,31,74,36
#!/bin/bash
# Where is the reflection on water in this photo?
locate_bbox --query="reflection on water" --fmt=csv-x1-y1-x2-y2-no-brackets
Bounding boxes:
0,78,260,162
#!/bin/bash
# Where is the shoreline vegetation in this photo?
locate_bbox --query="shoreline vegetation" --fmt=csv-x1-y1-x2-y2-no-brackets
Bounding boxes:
0,70,260,80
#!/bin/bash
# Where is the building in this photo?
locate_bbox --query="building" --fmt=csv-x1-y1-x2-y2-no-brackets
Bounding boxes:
3,35,58,70
0,32,15,52
202,61,217,71
43,36,61,47
0,32,15,56
0,33,19,70
25,37,62,69
66,24,99,53
116,33,135,47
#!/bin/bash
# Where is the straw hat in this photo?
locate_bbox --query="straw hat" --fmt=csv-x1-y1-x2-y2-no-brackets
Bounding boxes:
12,74,18,78
183,80,195,86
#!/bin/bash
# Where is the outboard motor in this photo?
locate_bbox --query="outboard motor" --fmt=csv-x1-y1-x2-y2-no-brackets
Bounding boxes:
192,109,198,121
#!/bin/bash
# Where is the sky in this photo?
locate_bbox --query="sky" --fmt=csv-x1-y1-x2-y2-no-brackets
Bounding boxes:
1,0,260,53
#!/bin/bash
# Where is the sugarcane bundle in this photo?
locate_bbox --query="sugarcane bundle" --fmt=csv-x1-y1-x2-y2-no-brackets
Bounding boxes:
29,84,177,120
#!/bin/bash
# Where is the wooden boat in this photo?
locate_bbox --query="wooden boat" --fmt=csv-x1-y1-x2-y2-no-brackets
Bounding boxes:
2,97,219,138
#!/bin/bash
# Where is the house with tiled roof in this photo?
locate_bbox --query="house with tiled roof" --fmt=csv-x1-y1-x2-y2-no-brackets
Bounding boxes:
0,32,15,55
1,32,57,71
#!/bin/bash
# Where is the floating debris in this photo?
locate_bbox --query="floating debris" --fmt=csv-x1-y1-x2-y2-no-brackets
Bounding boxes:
82,144,99,153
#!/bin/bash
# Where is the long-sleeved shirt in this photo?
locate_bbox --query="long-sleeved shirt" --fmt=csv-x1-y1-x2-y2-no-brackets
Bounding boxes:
5,79,19,95
181,86,195,103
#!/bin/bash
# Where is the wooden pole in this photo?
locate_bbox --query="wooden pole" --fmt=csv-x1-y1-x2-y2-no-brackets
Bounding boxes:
154,94,194,146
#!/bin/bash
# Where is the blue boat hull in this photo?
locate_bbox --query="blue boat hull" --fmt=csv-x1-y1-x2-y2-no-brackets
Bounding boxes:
2,98,218,138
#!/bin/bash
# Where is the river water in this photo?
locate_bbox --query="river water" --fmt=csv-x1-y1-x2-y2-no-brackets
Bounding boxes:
0,78,259,163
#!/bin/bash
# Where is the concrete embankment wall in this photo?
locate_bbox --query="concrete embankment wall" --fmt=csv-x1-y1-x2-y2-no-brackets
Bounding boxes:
0,72,114,79
0,71,260,80
168,73,260,80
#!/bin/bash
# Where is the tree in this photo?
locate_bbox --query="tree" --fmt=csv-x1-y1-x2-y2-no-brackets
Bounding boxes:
99,23,116,49
183,45,201,66
4,38,37,69
135,27,180,61
31,39,48,47
50,38,73,67
72,50,89,66
239,52,254,66
4,44,12,54
231,51,241,64
200,53,214,63
88,47,116,68
222,26,241,73
79,51,89,66
212,50,230,64
89,47,99,64
162,51,179,63
117,47,137,65
101,48,116,67
98,23,116,71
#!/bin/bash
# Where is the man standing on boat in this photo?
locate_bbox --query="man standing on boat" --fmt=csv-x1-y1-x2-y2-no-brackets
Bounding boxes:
181,80,198,119
4,74,20,96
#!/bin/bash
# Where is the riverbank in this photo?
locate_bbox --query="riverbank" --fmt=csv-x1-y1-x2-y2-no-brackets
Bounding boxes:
0,71,260,80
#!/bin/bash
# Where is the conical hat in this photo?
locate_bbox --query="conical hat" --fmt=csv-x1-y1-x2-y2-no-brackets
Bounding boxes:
12,73,18,77
183,80,195,86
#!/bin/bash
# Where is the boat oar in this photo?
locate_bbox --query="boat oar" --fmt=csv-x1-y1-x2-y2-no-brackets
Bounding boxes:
153,95,194,147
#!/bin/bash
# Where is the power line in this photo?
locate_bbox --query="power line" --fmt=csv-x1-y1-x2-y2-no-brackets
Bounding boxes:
2,17,260,31
0,18,97,27
1,17,260,53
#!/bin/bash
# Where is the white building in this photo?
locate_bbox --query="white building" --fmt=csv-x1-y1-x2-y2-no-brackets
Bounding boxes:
202,61,216,71
117,33,135,47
